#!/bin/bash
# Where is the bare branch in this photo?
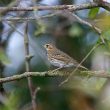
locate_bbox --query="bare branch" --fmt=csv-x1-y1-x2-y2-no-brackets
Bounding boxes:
0,2,100,15
71,13,102,34
0,70,110,84
0,13,58,21
98,1,110,11
24,23,37,110
66,12,105,43
81,70,110,78
0,71,64,83
0,2,110,14
32,87,40,102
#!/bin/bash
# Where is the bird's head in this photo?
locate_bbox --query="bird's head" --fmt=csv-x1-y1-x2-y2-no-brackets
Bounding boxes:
44,44,54,51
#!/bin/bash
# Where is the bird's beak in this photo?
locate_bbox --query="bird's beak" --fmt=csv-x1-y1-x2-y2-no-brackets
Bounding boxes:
44,45,46,48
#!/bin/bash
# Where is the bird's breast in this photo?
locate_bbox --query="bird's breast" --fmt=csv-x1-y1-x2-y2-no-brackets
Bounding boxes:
48,57,74,68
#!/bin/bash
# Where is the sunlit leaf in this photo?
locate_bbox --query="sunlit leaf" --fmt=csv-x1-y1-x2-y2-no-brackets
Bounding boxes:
93,12,110,31
88,8,100,19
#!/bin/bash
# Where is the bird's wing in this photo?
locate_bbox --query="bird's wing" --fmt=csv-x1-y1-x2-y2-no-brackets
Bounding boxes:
50,50,87,70
52,49,77,63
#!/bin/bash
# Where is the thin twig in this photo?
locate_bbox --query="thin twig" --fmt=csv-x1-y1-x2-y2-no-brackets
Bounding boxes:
71,13,102,34
0,12,58,21
32,87,40,102
24,22,37,110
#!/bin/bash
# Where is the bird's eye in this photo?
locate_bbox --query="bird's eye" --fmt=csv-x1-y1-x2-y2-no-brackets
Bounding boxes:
46,44,49,48
44,44,53,49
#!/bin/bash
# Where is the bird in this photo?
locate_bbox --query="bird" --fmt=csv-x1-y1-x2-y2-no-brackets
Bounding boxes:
44,43,87,70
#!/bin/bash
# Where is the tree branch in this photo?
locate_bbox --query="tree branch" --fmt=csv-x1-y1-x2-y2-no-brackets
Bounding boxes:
0,2,100,15
0,13,58,21
65,12,105,43
0,70,109,83
0,71,64,83
24,23,37,110
0,2,110,14
98,1,110,11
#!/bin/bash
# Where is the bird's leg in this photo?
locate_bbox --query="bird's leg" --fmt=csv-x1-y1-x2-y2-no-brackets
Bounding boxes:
51,66,64,73
79,65,88,70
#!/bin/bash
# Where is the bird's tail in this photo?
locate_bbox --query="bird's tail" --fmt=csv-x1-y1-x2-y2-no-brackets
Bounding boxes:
79,65,88,70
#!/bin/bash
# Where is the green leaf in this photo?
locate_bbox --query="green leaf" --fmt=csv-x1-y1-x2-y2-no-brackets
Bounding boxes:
88,8,99,19
0,49,10,64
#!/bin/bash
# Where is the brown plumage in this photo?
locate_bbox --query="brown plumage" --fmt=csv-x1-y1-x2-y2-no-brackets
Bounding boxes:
44,44,87,70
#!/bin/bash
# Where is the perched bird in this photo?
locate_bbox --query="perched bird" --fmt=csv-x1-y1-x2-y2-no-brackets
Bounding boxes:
44,44,87,70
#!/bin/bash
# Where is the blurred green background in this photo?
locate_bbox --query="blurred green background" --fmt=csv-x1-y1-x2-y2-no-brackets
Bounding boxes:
0,0,110,110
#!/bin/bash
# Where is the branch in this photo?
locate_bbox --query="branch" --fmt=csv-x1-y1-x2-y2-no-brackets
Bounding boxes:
71,13,102,34
0,13,58,21
81,70,110,78
0,2,99,14
0,2,110,14
66,12,105,43
24,23,37,110
0,70,110,83
98,1,110,11
0,71,64,83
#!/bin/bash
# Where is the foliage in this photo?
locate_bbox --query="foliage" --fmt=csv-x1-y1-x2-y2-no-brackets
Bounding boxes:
0,91,20,110
0,0,110,110
88,8,100,19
